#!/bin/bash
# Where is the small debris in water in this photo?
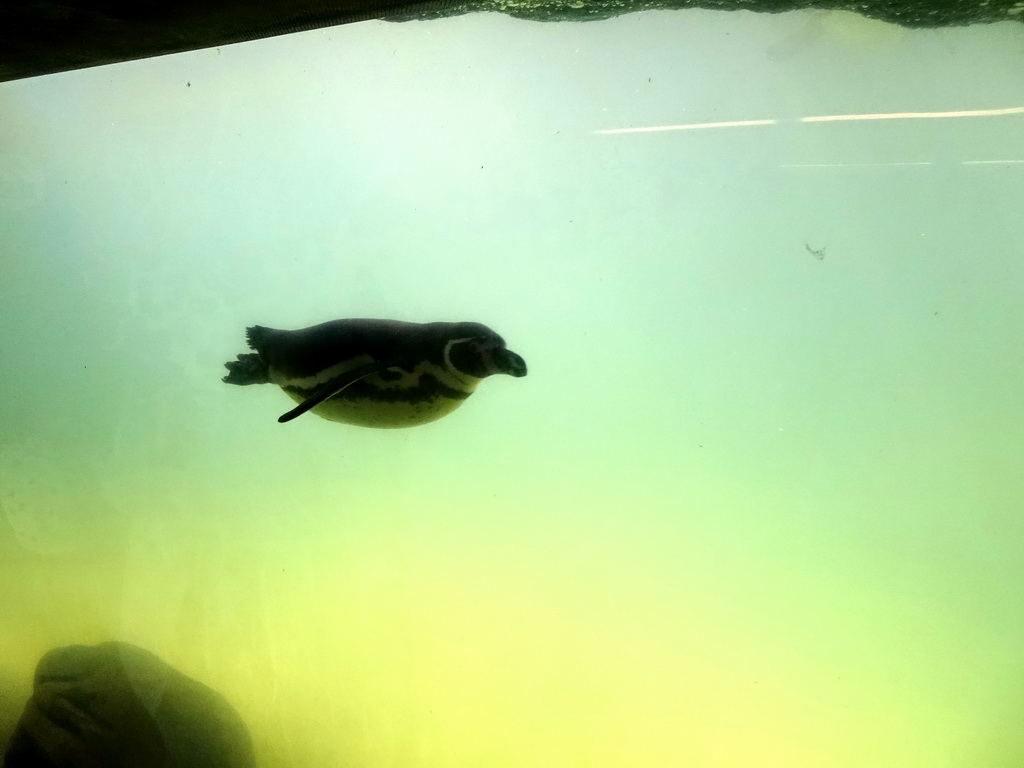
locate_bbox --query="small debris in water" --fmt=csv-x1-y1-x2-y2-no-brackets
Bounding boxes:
805,242,826,261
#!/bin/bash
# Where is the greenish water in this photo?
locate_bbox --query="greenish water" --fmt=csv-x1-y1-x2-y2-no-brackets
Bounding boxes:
2,9,1024,766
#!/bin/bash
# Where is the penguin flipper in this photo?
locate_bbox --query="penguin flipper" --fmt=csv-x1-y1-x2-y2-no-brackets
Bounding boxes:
277,363,388,423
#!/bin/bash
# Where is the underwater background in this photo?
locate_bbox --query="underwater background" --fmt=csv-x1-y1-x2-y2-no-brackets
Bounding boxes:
2,8,1024,766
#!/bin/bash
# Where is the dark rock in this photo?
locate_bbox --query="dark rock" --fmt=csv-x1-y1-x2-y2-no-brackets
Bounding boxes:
2,642,255,768
1,0,1021,83
389,0,1024,25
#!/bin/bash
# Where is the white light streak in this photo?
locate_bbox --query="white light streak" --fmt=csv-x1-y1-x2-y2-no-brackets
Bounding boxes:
961,159,1024,165
595,106,1024,135
780,162,933,168
800,106,1024,122
594,119,776,135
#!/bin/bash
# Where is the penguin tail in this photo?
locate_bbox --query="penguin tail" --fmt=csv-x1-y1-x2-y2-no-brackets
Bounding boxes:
223,353,269,385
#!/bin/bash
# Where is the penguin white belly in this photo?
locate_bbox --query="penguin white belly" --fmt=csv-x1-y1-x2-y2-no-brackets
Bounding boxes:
287,390,470,428
280,365,481,429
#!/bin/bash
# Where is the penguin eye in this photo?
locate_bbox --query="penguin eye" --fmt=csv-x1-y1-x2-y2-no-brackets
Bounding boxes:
446,337,494,378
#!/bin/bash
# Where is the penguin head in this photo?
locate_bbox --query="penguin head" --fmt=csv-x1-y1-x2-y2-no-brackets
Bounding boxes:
443,325,527,380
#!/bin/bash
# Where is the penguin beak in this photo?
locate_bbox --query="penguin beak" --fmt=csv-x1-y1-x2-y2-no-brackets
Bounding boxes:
496,348,527,377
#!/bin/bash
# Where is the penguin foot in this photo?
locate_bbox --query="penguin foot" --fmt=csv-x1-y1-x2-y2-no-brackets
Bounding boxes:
223,353,269,385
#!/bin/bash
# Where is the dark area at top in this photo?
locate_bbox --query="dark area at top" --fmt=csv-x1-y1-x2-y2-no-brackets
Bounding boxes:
2,0,1022,83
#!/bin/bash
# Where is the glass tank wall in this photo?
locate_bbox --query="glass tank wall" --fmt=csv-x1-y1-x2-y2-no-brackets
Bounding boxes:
1,9,1023,767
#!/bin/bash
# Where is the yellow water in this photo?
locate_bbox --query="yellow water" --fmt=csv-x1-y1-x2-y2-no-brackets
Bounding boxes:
2,9,1024,767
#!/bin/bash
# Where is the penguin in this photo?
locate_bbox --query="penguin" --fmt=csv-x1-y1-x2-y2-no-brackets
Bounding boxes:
223,318,527,428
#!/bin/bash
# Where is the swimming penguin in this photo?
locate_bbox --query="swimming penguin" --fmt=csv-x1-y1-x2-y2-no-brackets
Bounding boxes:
223,318,527,428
